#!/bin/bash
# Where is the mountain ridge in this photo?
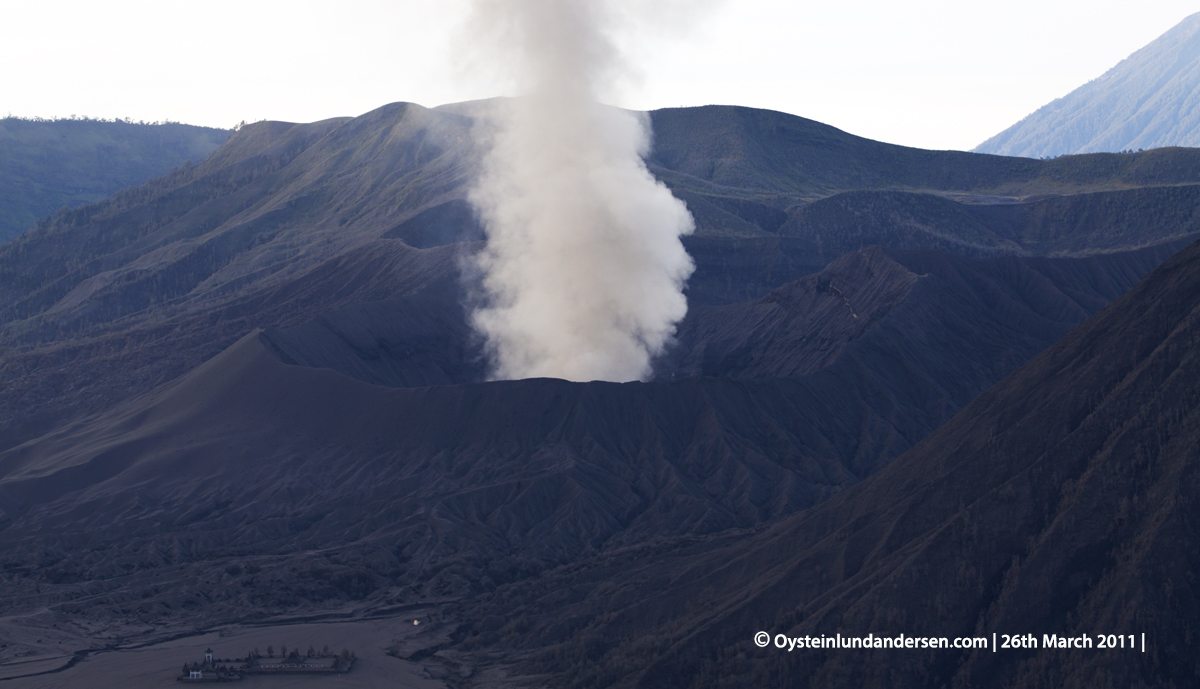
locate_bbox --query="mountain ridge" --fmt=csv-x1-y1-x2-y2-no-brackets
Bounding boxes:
976,12,1200,157
0,117,230,244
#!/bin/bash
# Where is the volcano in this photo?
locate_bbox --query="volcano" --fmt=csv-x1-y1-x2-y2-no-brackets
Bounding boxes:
1,102,1198,687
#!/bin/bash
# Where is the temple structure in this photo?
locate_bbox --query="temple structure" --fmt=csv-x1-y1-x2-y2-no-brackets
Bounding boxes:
178,649,242,683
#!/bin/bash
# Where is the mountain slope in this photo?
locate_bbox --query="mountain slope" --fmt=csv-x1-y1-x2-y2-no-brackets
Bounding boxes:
3,101,1200,686
0,332,872,621
0,241,1177,635
663,243,1184,383
650,105,1200,199
5,101,1200,454
976,12,1200,157
0,117,230,243
470,237,1200,688
779,185,1200,258
260,243,1180,480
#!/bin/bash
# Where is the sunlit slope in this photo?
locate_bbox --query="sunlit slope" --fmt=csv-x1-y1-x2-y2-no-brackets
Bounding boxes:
977,12,1200,157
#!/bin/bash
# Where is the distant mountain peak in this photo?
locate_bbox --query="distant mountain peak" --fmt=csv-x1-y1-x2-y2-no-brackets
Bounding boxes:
975,12,1200,158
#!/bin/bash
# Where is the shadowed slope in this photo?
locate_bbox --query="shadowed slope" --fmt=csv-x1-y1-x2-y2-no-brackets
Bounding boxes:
251,243,1178,484
0,332,872,622
470,238,1200,688
5,102,1200,453
0,237,461,452
243,241,1180,488
0,118,230,243
665,242,1186,384
649,105,1200,199
780,186,1200,259
0,102,481,448
3,102,1200,686
0,241,1181,633
260,276,484,388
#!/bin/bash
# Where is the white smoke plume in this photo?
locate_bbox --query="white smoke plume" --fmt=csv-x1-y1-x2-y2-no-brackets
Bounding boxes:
461,0,696,382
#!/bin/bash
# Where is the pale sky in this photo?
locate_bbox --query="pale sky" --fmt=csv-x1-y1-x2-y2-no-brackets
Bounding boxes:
1,1,1196,151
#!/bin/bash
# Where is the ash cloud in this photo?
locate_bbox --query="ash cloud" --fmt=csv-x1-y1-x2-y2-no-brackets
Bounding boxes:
460,0,696,382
